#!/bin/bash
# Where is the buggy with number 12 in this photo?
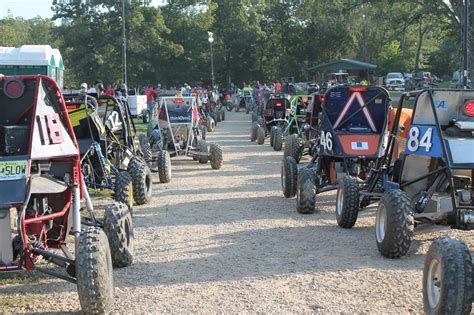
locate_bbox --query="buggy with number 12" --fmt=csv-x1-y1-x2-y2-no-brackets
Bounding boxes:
280,86,391,215
0,75,133,313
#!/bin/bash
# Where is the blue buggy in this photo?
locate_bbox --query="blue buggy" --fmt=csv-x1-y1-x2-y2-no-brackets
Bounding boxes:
280,86,391,214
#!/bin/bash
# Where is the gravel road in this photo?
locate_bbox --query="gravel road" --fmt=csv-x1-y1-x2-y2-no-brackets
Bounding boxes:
1,110,473,313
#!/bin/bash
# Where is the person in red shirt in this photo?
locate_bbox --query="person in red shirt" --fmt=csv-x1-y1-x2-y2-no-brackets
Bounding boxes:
144,85,157,118
105,84,116,96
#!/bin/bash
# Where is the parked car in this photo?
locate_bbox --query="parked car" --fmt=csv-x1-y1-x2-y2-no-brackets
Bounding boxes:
384,72,405,90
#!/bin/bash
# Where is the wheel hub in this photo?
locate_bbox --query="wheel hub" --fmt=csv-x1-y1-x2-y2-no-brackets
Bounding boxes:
427,258,441,309
336,186,344,215
376,204,387,243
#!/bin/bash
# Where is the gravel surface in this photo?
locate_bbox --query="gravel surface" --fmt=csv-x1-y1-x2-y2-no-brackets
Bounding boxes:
1,110,473,313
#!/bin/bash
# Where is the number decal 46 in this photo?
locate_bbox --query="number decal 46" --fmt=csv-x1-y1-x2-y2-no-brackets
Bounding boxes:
404,125,442,157
320,130,333,152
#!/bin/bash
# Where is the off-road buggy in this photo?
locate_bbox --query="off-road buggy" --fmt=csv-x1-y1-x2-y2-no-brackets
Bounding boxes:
65,93,153,206
250,93,290,150
282,95,313,163
331,88,474,266
280,86,391,215
239,89,255,113
199,91,218,133
147,96,223,169
0,75,133,313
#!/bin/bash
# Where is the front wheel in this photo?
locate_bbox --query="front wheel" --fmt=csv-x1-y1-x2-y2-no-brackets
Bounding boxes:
423,237,473,315
375,189,414,258
76,227,114,314
221,109,226,121
296,167,316,214
281,156,297,198
335,176,360,228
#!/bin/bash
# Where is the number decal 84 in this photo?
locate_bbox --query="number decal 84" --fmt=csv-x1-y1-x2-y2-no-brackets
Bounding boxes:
407,126,433,152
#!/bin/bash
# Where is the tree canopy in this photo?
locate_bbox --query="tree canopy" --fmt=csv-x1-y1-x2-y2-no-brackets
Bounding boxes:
0,0,471,87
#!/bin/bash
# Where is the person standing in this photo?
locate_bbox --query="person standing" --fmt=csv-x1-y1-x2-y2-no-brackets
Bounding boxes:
105,84,116,96
144,84,157,114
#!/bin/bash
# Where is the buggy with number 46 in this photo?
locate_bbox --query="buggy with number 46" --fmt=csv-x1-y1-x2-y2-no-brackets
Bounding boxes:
146,96,223,169
0,75,133,313
280,86,391,216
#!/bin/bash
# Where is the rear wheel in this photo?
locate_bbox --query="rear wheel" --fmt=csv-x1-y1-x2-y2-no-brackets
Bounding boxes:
270,126,277,147
335,176,360,228
157,150,172,183
296,167,316,214
257,126,265,145
423,237,473,315
375,189,414,258
211,112,220,123
207,117,215,132
76,227,113,314
139,135,153,167
127,157,153,205
284,134,303,163
273,127,283,151
209,143,223,169
113,171,133,211
221,109,225,121
281,156,297,198
103,202,134,267
198,140,208,163
250,123,258,142
251,112,258,123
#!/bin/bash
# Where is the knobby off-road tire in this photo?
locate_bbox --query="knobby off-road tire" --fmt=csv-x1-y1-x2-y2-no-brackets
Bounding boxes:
335,175,360,228
251,112,258,123
281,156,297,198
296,167,316,214
103,202,134,267
157,150,172,183
209,143,223,169
376,189,414,258
250,123,258,142
207,117,215,132
273,127,284,151
423,237,473,315
114,171,133,211
76,227,114,314
284,134,303,163
211,112,220,123
270,126,277,147
198,140,209,164
201,126,207,140
139,134,153,167
127,157,153,205
257,126,265,145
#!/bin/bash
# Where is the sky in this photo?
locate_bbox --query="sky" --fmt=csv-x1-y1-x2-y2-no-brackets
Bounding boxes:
0,0,167,19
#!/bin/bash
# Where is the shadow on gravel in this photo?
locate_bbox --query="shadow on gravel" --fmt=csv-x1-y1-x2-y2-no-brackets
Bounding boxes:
115,224,424,288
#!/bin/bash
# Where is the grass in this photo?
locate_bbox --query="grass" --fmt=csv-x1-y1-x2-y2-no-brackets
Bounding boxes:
0,271,48,286
133,118,148,135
